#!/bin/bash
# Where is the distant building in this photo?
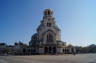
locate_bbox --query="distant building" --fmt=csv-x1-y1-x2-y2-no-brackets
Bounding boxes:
0,43,7,54
13,41,28,55
29,9,74,54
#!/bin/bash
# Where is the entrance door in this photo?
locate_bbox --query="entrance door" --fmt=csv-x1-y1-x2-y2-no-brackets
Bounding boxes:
49,47,52,53
53,47,56,54
44,47,48,54
44,47,56,54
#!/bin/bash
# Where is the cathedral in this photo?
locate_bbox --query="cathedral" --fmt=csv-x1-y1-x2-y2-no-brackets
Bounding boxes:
29,9,75,54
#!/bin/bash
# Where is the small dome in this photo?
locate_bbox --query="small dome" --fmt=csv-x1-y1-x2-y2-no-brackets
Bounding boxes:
44,8,53,16
31,33,38,40
53,24,61,31
37,24,44,31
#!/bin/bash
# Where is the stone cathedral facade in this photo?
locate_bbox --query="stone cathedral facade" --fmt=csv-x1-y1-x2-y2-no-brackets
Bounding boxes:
29,9,75,54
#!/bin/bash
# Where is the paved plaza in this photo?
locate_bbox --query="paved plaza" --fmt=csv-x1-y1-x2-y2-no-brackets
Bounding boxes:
0,54,96,63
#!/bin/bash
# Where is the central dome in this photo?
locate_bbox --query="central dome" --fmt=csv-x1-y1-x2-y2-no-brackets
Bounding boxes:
44,8,53,16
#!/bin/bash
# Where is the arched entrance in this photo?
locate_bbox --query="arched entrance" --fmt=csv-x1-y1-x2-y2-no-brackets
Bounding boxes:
44,47,48,54
44,47,57,54
53,47,56,54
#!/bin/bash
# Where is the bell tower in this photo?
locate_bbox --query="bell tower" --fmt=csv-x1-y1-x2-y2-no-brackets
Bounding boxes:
44,9,53,17
42,9,56,28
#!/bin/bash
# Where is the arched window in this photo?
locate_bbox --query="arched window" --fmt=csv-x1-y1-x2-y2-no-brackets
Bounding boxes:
48,10,50,15
47,23,51,27
47,33,53,42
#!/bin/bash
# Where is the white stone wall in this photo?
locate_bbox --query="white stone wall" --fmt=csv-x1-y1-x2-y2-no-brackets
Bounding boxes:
57,48,63,54
39,48,44,54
